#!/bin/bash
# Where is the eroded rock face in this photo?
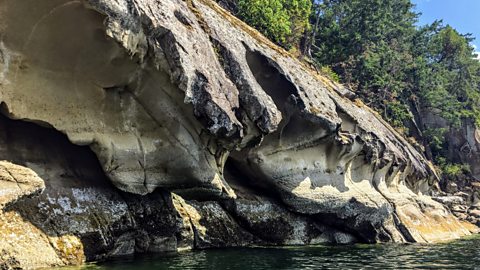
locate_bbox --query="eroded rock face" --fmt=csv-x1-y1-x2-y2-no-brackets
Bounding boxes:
0,115,351,269
0,0,235,198
0,0,477,268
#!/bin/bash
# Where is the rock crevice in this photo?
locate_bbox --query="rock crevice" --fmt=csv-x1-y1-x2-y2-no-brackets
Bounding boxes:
0,0,477,268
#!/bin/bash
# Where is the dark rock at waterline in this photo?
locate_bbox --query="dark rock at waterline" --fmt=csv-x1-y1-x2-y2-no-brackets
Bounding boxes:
0,0,476,268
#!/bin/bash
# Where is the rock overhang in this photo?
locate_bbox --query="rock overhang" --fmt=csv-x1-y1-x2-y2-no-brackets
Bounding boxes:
0,0,475,249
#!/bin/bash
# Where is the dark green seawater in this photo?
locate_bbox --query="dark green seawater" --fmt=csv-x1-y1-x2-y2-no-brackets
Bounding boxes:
65,236,480,270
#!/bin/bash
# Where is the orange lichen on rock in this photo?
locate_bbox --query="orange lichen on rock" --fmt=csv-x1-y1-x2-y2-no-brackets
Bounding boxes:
0,210,85,268
396,205,477,243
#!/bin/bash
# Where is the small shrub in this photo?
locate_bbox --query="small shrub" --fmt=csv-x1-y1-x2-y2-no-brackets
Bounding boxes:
385,101,411,131
441,163,470,178
236,0,311,48
319,66,340,82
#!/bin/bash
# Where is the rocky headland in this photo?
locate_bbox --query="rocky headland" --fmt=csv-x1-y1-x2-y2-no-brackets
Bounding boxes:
0,0,477,269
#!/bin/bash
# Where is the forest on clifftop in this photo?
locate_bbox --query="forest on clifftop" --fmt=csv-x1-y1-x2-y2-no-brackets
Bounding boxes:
218,0,480,188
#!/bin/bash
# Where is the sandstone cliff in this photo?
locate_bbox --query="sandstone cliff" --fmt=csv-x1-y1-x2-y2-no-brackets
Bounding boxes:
416,109,480,226
0,0,476,269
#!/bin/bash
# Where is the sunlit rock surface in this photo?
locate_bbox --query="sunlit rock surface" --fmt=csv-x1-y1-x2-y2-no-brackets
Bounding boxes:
0,0,476,268
0,161,44,209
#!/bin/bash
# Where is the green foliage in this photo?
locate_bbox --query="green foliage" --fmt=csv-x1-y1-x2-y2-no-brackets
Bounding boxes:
385,101,411,129
311,0,417,124
442,164,469,178
236,0,311,48
423,128,447,155
414,25,480,128
319,66,340,82
436,157,471,178
226,0,480,180
308,0,480,180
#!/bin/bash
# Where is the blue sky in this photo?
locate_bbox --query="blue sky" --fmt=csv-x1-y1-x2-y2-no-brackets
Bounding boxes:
412,0,480,51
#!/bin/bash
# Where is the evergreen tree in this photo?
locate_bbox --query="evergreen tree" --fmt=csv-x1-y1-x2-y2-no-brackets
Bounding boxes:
235,0,312,49
310,0,480,176
412,24,480,166
217,0,480,178
311,0,417,125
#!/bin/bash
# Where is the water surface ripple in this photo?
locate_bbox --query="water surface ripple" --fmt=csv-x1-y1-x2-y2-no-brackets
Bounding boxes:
66,236,480,270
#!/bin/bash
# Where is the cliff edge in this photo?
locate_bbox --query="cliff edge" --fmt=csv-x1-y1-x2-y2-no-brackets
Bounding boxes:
0,0,476,268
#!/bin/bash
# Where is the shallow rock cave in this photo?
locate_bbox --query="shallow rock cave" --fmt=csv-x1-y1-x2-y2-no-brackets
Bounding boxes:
0,111,357,267
0,0,478,268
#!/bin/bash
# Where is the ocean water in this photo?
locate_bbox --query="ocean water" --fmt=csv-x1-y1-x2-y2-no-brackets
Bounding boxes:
64,235,480,270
